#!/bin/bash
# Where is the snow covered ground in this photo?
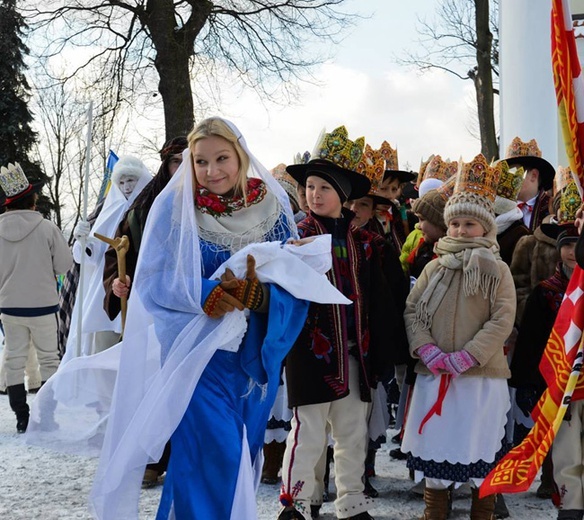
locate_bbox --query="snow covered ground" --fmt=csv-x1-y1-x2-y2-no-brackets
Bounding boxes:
0,392,557,520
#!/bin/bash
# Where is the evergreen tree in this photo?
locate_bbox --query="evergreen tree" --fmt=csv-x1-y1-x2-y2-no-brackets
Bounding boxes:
0,0,52,217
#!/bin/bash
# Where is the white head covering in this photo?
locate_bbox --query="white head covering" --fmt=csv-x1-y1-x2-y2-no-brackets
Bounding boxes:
27,118,349,519
418,177,444,198
64,159,152,363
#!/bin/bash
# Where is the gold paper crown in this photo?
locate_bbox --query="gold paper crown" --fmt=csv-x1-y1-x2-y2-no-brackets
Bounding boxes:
558,180,582,224
454,154,501,203
424,155,459,183
437,174,456,201
505,137,543,159
356,142,388,191
313,126,364,171
381,141,399,171
416,155,435,187
496,161,524,201
554,166,574,195
271,163,298,188
0,162,30,197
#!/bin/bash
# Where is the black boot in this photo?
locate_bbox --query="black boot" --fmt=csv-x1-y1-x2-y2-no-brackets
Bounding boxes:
7,383,29,433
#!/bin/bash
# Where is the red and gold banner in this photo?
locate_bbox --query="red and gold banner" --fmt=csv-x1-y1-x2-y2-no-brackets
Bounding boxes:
480,266,584,497
552,0,584,195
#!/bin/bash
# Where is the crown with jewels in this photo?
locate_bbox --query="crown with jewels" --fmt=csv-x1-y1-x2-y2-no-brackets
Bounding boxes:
454,154,501,203
424,155,459,183
437,174,456,201
380,141,400,171
505,137,543,159
271,163,298,188
496,161,524,201
0,162,30,197
356,142,389,191
558,180,582,224
554,166,574,195
313,126,364,171
416,155,435,187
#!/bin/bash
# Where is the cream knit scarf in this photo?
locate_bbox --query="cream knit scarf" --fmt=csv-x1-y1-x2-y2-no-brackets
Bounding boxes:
412,232,501,332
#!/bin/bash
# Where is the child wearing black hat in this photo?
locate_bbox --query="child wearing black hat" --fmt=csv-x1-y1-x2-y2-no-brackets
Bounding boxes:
278,127,399,520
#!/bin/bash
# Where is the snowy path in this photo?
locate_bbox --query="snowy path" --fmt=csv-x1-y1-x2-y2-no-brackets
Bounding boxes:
0,393,556,520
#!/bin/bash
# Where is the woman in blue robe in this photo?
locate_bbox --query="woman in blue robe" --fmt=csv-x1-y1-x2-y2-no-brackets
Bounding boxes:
85,117,350,520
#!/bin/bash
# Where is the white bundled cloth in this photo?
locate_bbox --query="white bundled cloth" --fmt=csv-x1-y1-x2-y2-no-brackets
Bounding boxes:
63,164,151,362
27,118,350,520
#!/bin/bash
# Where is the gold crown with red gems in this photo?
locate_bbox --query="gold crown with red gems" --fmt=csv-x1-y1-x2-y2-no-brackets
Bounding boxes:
453,154,501,203
356,142,389,191
380,141,400,171
424,155,459,183
313,126,364,171
437,174,456,201
495,161,524,201
505,137,543,159
416,155,435,187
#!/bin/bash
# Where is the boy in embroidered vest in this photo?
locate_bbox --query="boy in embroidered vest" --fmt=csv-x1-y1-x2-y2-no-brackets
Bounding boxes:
278,127,395,520
401,154,516,520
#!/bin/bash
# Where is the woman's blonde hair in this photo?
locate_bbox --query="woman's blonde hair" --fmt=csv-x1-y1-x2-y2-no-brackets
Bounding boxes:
188,117,250,198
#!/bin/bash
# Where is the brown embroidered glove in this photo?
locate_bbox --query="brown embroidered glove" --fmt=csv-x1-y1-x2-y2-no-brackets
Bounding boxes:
220,254,264,311
202,285,244,319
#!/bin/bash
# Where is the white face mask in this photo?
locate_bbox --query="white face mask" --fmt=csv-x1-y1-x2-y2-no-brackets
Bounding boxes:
118,175,138,199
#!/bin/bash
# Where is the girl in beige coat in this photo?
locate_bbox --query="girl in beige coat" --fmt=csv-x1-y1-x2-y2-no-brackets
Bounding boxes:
401,155,516,520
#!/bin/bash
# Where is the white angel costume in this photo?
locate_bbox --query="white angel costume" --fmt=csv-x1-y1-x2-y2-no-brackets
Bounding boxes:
63,158,151,362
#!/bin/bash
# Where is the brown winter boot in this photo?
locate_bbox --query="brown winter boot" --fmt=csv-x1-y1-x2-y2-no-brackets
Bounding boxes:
261,441,286,484
421,487,450,520
471,487,496,520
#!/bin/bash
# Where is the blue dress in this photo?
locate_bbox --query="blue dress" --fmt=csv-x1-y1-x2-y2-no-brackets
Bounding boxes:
154,231,309,519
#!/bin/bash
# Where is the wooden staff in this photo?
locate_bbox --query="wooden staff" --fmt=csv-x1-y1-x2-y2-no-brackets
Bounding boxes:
94,233,130,333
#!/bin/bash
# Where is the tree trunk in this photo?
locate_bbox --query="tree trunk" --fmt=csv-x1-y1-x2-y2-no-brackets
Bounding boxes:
145,0,211,140
474,0,498,161
155,48,194,140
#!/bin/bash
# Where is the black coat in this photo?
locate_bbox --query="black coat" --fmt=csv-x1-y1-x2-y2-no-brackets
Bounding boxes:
509,263,569,394
285,210,403,407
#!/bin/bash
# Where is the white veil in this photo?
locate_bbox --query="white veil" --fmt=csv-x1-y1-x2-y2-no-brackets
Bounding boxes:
26,118,349,520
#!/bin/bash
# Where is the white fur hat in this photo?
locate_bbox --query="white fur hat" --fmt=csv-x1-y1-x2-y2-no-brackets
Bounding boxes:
111,156,151,186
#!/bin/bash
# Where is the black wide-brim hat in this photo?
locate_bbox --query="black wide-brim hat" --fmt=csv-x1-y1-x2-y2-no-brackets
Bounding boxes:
540,222,578,241
286,159,371,200
353,192,392,206
1,181,44,207
383,169,417,183
504,156,555,191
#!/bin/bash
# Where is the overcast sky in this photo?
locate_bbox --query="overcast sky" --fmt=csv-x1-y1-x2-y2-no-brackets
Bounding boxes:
210,0,483,173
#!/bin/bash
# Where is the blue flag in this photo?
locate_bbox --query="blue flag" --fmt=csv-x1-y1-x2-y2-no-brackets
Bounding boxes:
97,150,119,204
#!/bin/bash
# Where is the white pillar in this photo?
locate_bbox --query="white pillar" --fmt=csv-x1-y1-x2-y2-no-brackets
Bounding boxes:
499,0,558,165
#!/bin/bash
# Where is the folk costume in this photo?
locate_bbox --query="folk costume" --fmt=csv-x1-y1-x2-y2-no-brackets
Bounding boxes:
401,155,515,520
280,128,398,520
494,162,530,266
27,118,350,520
62,156,151,363
510,177,580,325
374,141,414,252
502,137,555,232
